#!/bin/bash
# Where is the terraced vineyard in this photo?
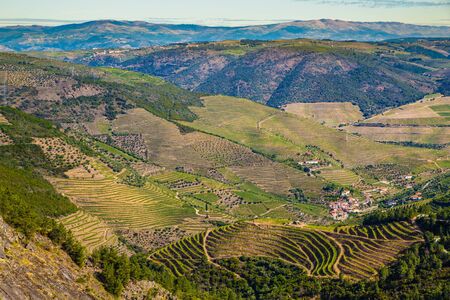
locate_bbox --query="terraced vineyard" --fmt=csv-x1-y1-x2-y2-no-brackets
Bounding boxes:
151,171,284,219
320,168,360,186
150,232,207,276
60,210,118,252
152,171,228,194
333,221,422,240
182,96,447,170
326,221,423,279
344,125,450,145
231,162,325,197
114,108,316,197
113,108,264,171
345,96,450,144
191,138,265,167
150,221,423,280
206,223,339,276
363,96,450,126
52,164,198,231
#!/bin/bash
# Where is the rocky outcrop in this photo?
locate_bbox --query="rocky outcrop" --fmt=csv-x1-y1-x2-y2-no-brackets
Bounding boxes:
0,217,111,300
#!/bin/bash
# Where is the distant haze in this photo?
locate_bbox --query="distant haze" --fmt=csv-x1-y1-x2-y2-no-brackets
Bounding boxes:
0,19,449,52
2,0,450,27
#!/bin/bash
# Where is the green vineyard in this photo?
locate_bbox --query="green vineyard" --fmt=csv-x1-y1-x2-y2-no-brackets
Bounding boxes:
151,171,228,194
327,221,423,279
333,221,422,241
320,168,361,186
52,168,197,231
231,162,325,197
149,221,423,280
205,223,338,276
60,210,118,252
150,232,207,276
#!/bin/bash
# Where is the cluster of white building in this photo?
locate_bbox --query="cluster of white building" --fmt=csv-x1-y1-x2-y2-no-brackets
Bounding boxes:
329,191,360,221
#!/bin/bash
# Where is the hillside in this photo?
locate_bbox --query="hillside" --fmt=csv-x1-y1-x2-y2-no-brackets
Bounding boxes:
0,51,449,298
1,19,450,51
283,102,364,127
0,52,202,122
53,38,450,115
180,95,449,170
344,95,450,145
0,216,112,300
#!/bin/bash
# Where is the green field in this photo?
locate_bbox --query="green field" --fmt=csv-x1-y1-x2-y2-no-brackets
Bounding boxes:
431,104,450,118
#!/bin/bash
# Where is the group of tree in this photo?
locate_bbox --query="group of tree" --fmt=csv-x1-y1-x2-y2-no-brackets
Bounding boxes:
0,165,86,266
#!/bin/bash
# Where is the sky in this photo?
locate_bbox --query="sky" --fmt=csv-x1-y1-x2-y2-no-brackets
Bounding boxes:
1,0,450,27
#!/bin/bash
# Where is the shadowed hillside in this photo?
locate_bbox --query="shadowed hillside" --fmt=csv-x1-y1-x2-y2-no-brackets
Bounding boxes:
51,38,450,116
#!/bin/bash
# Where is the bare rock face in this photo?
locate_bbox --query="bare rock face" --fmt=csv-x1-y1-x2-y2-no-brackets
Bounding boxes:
0,217,111,300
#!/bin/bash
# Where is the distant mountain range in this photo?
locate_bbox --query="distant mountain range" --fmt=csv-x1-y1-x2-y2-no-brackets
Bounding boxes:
0,19,450,51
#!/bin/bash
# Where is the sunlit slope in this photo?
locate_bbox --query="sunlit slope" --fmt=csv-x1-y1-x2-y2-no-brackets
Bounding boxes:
344,126,450,144
60,210,118,252
181,96,448,169
114,108,325,197
344,96,450,144
283,102,363,127
51,162,198,231
150,221,422,280
0,113,8,124
364,96,450,126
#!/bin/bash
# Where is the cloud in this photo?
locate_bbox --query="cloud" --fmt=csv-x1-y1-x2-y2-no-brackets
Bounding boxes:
294,0,450,7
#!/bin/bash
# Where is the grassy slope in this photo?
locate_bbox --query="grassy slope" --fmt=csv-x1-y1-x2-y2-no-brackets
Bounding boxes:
364,96,450,126
344,126,450,144
114,108,325,198
344,96,450,144
181,96,448,171
283,102,364,127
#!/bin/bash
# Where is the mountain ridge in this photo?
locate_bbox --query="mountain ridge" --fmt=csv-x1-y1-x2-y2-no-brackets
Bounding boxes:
1,19,450,51
52,38,449,116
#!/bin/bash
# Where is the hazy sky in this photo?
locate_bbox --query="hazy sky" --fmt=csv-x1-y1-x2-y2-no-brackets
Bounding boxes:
1,0,450,26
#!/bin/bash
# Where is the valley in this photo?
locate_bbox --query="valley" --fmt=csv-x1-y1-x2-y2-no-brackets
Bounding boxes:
0,38,449,299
